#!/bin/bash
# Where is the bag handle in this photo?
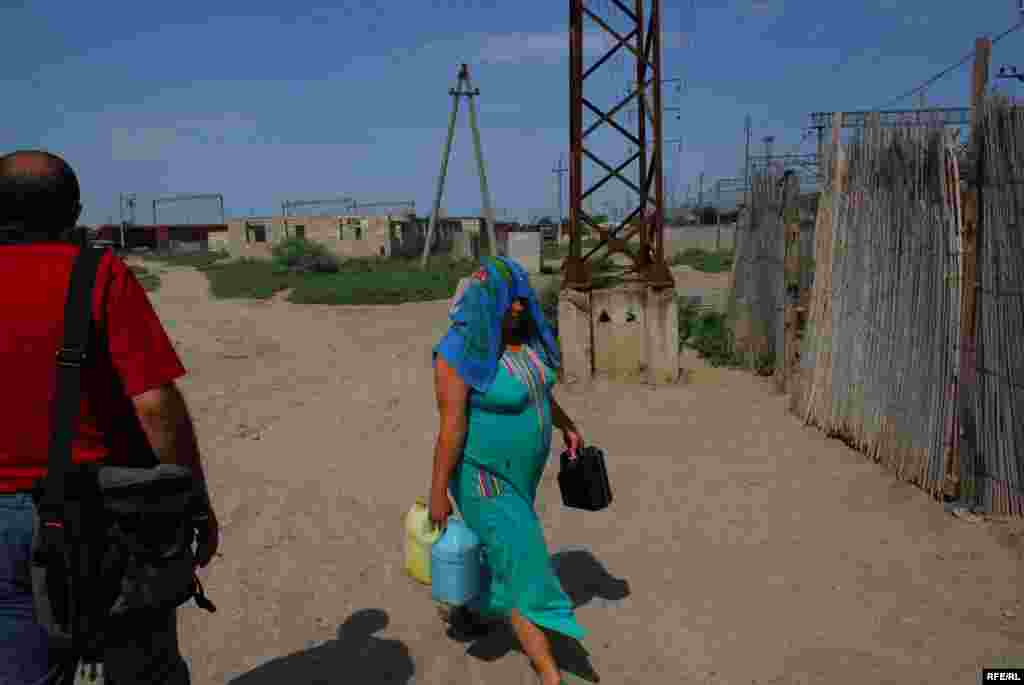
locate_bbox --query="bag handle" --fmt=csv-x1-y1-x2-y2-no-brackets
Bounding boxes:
37,246,106,525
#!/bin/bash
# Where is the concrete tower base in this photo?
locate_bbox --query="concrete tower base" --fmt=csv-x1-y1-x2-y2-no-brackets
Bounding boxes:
558,284,680,386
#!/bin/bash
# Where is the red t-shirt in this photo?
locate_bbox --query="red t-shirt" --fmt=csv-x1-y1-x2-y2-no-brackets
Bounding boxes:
0,242,187,493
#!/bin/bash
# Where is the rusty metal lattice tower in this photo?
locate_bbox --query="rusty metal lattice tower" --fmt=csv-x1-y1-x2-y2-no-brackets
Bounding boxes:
566,0,674,291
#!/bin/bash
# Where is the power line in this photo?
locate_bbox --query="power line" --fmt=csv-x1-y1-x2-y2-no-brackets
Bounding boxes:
877,18,1024,109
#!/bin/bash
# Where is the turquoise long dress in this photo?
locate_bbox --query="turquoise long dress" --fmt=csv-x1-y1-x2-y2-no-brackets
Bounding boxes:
449,345,586,642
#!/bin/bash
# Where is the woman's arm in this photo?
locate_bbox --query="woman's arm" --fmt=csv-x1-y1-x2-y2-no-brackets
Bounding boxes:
549,392,577,434
431,356,469,503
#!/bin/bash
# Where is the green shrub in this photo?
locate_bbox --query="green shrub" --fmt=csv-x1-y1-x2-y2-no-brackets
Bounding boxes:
668,248,735,273
270,236,340,273
677,300,745,368
676,296,700,342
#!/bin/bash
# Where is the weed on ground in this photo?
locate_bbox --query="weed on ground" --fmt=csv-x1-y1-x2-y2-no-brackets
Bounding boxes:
668,248,735,273
129,263,161,292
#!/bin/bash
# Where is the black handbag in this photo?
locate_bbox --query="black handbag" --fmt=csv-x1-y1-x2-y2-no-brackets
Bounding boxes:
557,444,613,511
29,246,216,673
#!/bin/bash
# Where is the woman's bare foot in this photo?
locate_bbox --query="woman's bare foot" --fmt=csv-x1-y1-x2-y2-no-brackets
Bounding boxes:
539,671,562,685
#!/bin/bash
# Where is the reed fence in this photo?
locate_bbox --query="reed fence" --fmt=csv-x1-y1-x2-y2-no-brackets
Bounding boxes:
724,100,1022,516
805,123,962,493
957,95,1024,516
730,171,785,370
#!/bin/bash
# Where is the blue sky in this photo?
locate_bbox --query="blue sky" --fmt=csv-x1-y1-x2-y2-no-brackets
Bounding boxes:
3,1,1024,225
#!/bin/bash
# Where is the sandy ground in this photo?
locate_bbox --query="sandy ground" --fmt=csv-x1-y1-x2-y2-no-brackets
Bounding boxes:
132,259,1023,685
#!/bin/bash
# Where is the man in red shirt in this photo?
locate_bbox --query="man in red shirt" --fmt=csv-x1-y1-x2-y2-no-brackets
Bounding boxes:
0,150,220,684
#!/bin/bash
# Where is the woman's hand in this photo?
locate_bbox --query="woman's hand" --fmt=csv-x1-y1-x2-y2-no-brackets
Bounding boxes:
429,488,453,529
561,428,582,460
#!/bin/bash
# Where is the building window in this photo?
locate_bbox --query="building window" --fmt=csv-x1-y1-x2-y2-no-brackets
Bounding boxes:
338,222,344,240
294,225,305,239
355,225,362,240
246,224,267,243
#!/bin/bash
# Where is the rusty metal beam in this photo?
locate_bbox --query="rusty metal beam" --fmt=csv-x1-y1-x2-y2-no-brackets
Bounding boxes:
582,148,642,198
566,0,672,291
581,7,641,62
582,26,639,80
582,98,641,147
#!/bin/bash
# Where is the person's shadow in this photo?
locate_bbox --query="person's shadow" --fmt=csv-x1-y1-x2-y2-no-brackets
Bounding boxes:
229,609,414,684
448,547,630,683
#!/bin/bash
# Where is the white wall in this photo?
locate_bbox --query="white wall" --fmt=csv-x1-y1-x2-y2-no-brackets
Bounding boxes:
506,232,541,273
664,224,736,254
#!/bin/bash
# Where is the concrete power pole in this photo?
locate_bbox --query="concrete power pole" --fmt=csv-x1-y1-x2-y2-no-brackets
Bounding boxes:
553,154,567,226
421,63,499,269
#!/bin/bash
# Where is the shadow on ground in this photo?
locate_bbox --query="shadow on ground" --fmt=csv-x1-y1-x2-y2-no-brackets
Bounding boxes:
228,609,413,684
447,547,630,683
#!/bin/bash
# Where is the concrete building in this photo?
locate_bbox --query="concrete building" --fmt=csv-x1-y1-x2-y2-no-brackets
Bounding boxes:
93,224,227,252
210,214,463,260
440,216,522,259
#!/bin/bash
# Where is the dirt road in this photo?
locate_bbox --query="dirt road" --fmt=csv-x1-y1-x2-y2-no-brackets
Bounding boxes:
135,260,1023,684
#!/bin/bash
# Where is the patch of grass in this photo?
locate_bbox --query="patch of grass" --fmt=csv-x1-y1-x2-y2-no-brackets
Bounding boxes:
286,258,477,305
677,298,745,368
668,248,735,273
181,240,480,304
201,257,296,300
130,264,161,292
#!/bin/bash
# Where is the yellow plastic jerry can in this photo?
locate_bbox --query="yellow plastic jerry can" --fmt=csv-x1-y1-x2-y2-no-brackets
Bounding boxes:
404,497,441,584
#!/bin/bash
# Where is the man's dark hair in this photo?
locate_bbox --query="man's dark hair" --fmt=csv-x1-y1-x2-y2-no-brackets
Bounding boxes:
0,150,82,239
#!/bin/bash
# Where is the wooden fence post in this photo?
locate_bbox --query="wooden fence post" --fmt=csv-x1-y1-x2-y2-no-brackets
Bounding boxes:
949,36,991,501
781,174,802,394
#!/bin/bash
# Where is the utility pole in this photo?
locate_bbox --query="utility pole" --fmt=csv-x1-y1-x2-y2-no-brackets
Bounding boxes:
955,35,992,503
421,63,498,269
553,154,568,227
697,172,705,207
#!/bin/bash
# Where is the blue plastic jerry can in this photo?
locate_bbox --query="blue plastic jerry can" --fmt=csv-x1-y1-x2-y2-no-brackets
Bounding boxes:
431,518,484,607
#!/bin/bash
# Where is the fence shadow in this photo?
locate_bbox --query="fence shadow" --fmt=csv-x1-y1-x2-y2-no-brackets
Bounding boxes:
450,547,629,683
228,608,414,684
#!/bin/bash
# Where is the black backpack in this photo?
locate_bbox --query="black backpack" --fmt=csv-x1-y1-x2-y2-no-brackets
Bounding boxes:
29,246,215,679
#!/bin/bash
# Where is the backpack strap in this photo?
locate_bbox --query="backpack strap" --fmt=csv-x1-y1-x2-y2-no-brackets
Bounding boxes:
36,246,106,526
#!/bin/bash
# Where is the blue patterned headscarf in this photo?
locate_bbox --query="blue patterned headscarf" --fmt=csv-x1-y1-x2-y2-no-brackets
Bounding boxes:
433,256,560,393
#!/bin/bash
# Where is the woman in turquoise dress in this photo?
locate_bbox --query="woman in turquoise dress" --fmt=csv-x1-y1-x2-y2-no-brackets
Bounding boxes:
430,256,585,685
